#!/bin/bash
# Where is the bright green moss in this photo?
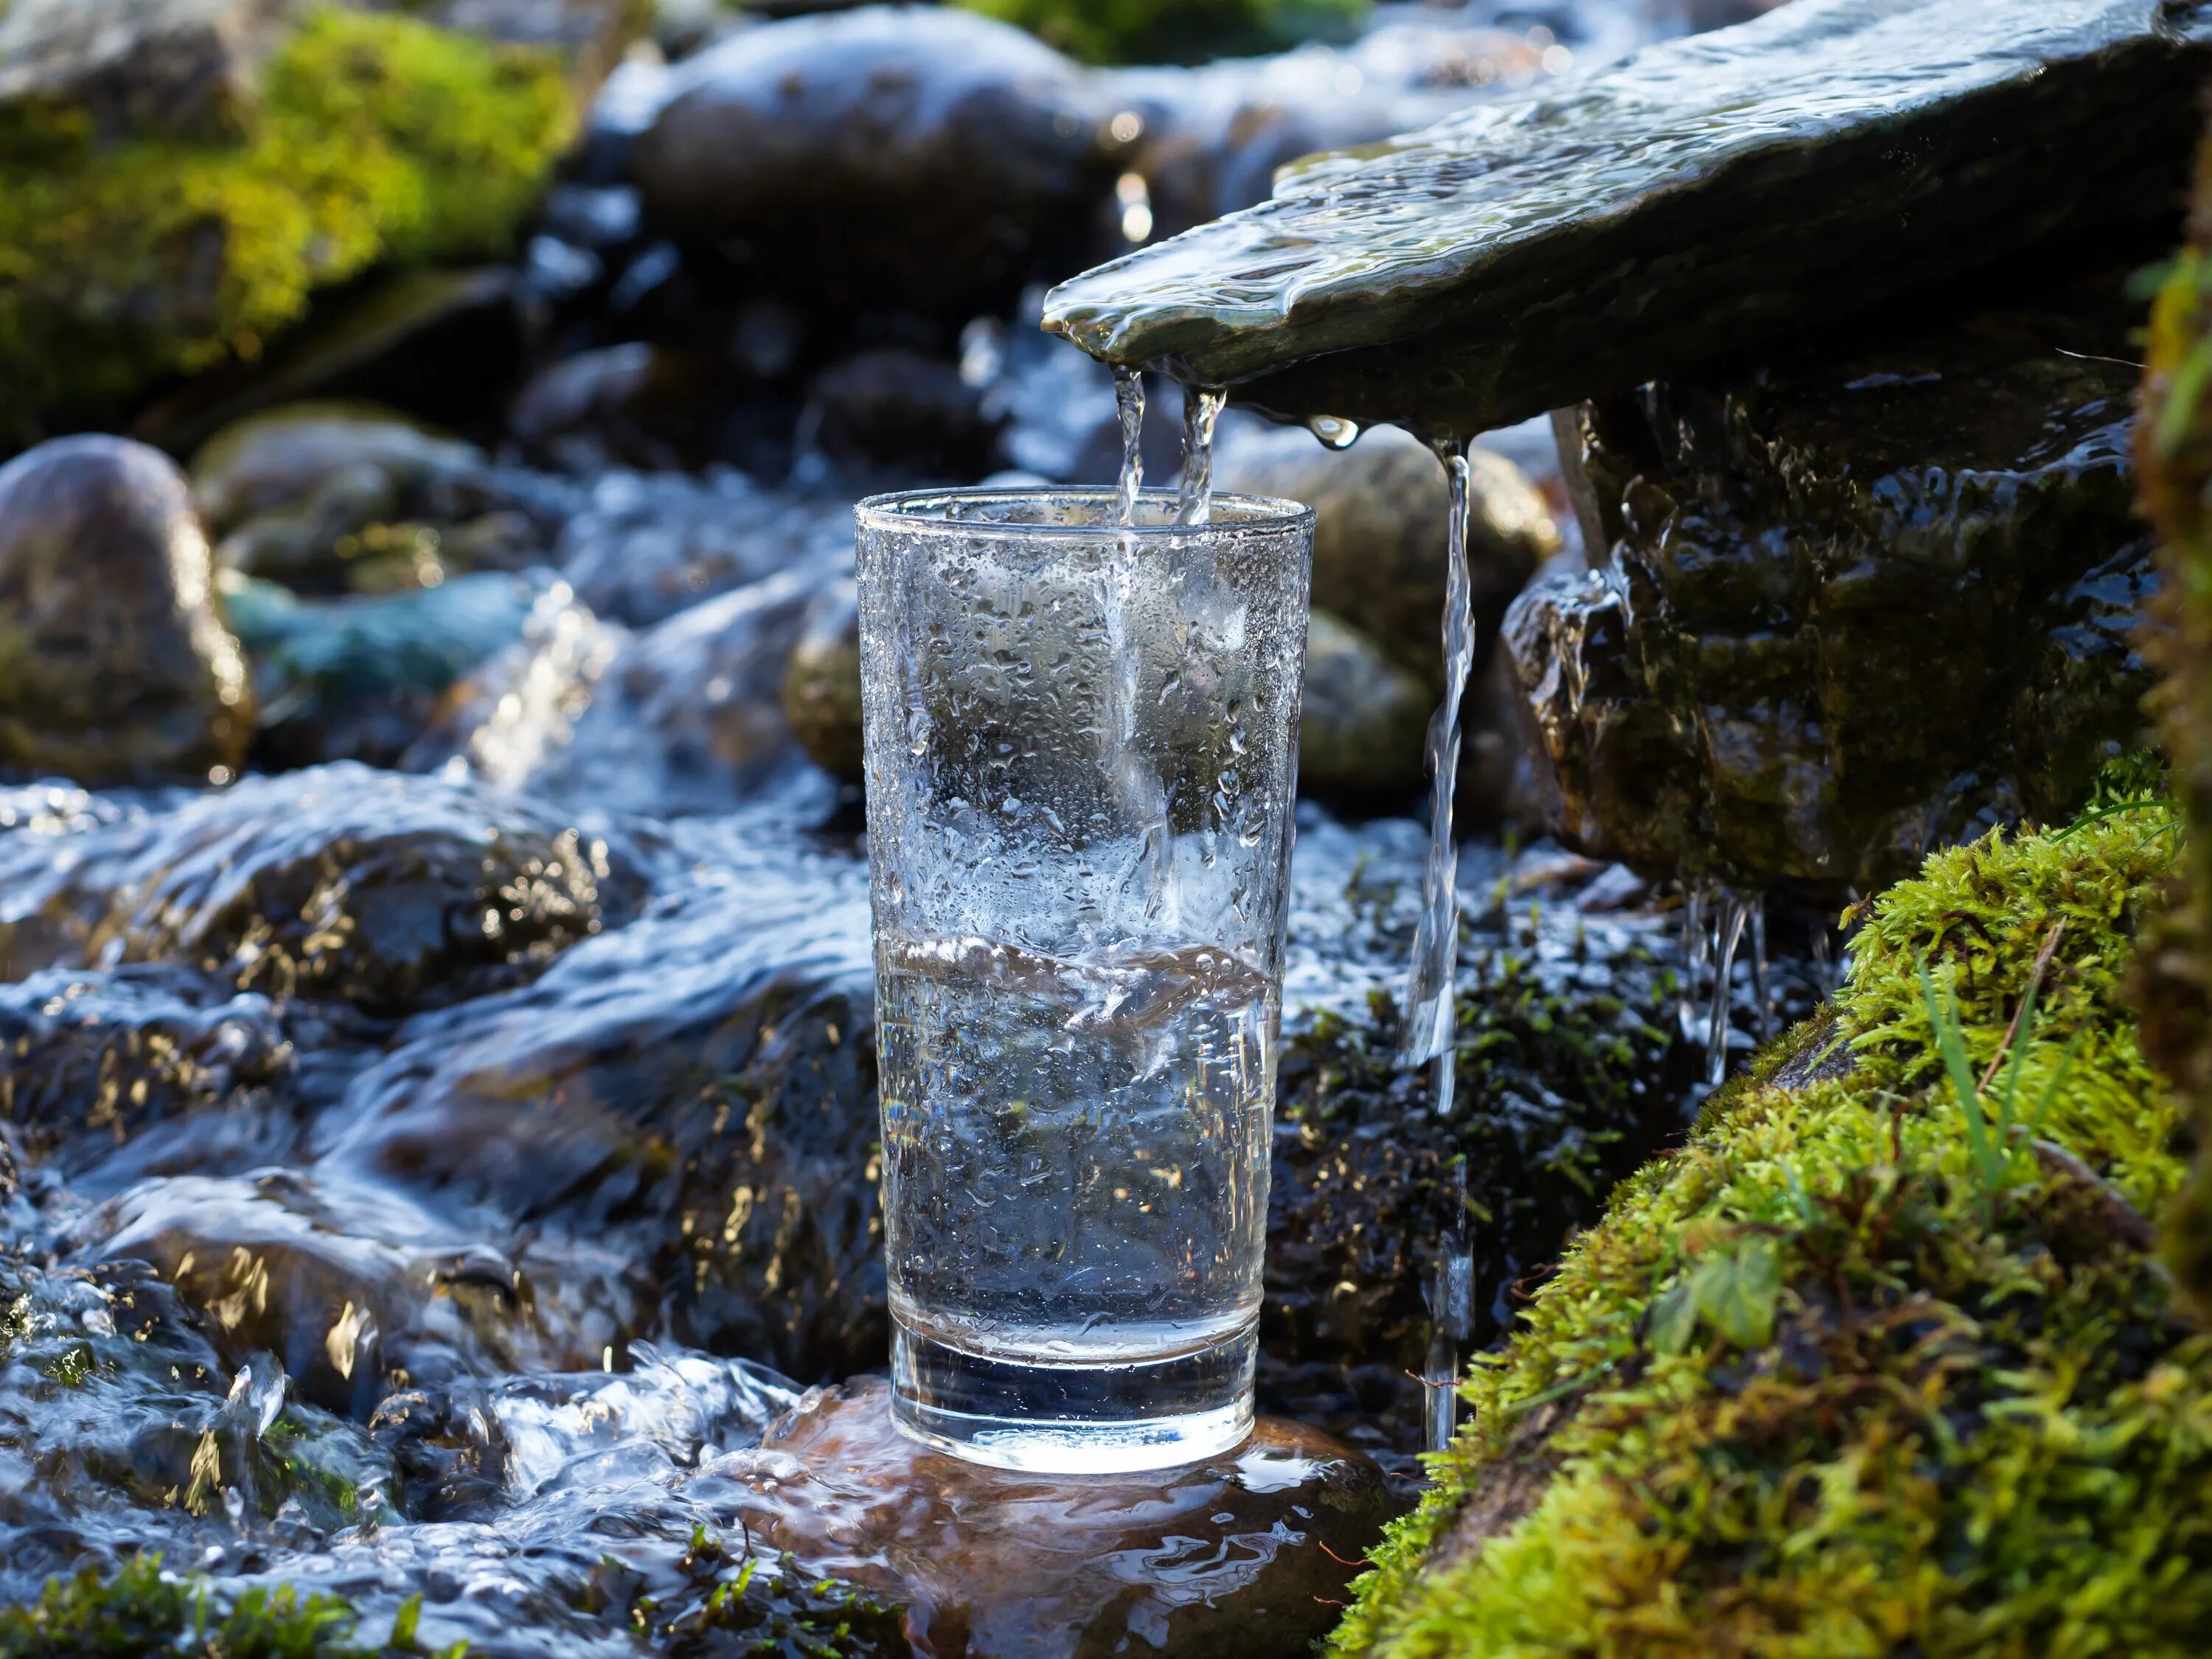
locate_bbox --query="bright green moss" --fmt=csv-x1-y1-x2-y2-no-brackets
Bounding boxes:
1332,810,2212,1658
0,8,574,434
0,1555,451,1658
953,0,1367,65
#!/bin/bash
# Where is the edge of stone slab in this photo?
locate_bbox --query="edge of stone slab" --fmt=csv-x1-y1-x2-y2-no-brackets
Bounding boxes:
1040,0,2212,389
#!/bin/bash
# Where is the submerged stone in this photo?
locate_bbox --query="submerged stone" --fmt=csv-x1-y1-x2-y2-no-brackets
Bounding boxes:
323,866,885,1382
1043,0,2212,435
716,1374,1388,1659
0,437,251,787
0,764,643,1012
0,967,302,1186
1505,282,2156,890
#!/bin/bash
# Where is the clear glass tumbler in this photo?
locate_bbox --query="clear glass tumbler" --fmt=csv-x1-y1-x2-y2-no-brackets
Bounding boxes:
856,485,1313,1472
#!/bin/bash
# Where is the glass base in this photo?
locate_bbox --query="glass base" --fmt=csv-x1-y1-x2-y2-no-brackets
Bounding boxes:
889,1317,1257,1474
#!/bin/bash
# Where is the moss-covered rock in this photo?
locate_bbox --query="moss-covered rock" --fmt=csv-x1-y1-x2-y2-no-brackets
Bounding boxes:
0,1555,428,1658
0,7,575,438
2138,133,2212,1317
1333,807,2212,1655
953,0,1366,65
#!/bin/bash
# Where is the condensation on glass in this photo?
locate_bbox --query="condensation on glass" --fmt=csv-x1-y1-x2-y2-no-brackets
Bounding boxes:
856,485,1314,1472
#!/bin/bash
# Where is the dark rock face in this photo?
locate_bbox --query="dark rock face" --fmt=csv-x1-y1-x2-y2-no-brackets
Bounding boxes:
0,764,643,1013
717,1374,1390,1659
633,6,1127,317
1044,0,2212,437
1505,288,2157,890
1263,869,1686,1481
0,436,252,786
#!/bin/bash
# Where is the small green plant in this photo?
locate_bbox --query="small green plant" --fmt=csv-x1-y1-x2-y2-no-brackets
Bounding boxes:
1918,940,2080,1225
2056,749,2177,841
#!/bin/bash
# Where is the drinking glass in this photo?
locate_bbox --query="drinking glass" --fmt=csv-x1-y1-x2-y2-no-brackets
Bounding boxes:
856,484,1313,1472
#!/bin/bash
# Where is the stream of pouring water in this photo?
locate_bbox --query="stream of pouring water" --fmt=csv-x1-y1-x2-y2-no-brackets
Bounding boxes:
1175,386,1227,526
1677,881,1773,1084
1114,366,1145,524
1411,443,1478,1453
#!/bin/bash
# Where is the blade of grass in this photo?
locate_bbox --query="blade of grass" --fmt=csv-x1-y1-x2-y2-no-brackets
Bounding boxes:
1921,956,1998,1222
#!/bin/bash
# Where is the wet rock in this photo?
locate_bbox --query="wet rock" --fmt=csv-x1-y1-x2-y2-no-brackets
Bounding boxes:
506,344,728,473
0,435,252,786
1298,610,1429,802
190,403,566,594
780,579,865,785
0,967,301,1186
1214,420,1555,686
0,763,644,1015
71,1169,639,1419
806,347,1004,481
1506,285,2157,890
553,467,854,627
631,6,1127,317
0,1253,386,1593
226,571,546,769
713,1374,1388,1659
1264,857,1687,1481
1045,0,2212,437
322,861,883,1382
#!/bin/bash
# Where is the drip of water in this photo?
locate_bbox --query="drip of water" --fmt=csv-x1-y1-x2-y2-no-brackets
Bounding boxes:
1748,894,1771,1043
1173,386,1227,526
1811,922,1834,995
1421,1186,1474,1455
1307,414,1361,451
1399,444,1476,1070
1677,881,1709,1043
1114,366,1146,526
1706,893,1750,1085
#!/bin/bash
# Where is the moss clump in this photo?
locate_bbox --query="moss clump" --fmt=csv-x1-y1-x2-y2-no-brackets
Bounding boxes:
1332,809,2212,1656
2140,133,2212,1314
0,1556,452,1658
953,0,1366,64
0,9,573,434
582,1528,910,1658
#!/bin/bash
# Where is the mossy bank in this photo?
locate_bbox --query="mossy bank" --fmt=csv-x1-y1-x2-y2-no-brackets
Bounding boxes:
0,7,576,439
1332,805,2212,1656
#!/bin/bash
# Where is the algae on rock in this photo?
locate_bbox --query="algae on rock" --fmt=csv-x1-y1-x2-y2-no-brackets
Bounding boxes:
1333,808,2212,1655
0,8,575,438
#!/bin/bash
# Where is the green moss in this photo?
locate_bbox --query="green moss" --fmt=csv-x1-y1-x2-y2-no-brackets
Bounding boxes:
1332,810,2212,1657
0,1554,452,1658
2140,134,2212,1318
0,8,574,434
953,0,1366,65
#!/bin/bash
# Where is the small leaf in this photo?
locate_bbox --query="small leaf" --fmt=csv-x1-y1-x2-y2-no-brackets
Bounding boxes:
1649,1281,1697,1357
1689,1239,1781,1350
392,1593,422,1649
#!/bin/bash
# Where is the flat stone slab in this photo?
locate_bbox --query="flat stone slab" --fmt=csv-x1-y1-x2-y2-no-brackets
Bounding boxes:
1043,0,2212,437
706,1375,1391,1658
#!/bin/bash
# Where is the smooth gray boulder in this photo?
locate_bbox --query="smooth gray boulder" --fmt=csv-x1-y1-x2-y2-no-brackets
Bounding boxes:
1043,0,2212,435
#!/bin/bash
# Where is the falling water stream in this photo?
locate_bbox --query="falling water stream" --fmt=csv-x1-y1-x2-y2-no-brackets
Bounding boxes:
1175,386,1228,525
1114,366,1146,524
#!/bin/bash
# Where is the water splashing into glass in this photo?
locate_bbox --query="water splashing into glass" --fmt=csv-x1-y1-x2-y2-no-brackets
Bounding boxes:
1175,386,1228,526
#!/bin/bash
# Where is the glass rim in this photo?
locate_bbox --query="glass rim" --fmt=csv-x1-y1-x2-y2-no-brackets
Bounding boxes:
854,484,1315,540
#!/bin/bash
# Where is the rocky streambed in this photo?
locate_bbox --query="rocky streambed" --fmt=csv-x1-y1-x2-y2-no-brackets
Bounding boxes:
8,0,2204,1654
